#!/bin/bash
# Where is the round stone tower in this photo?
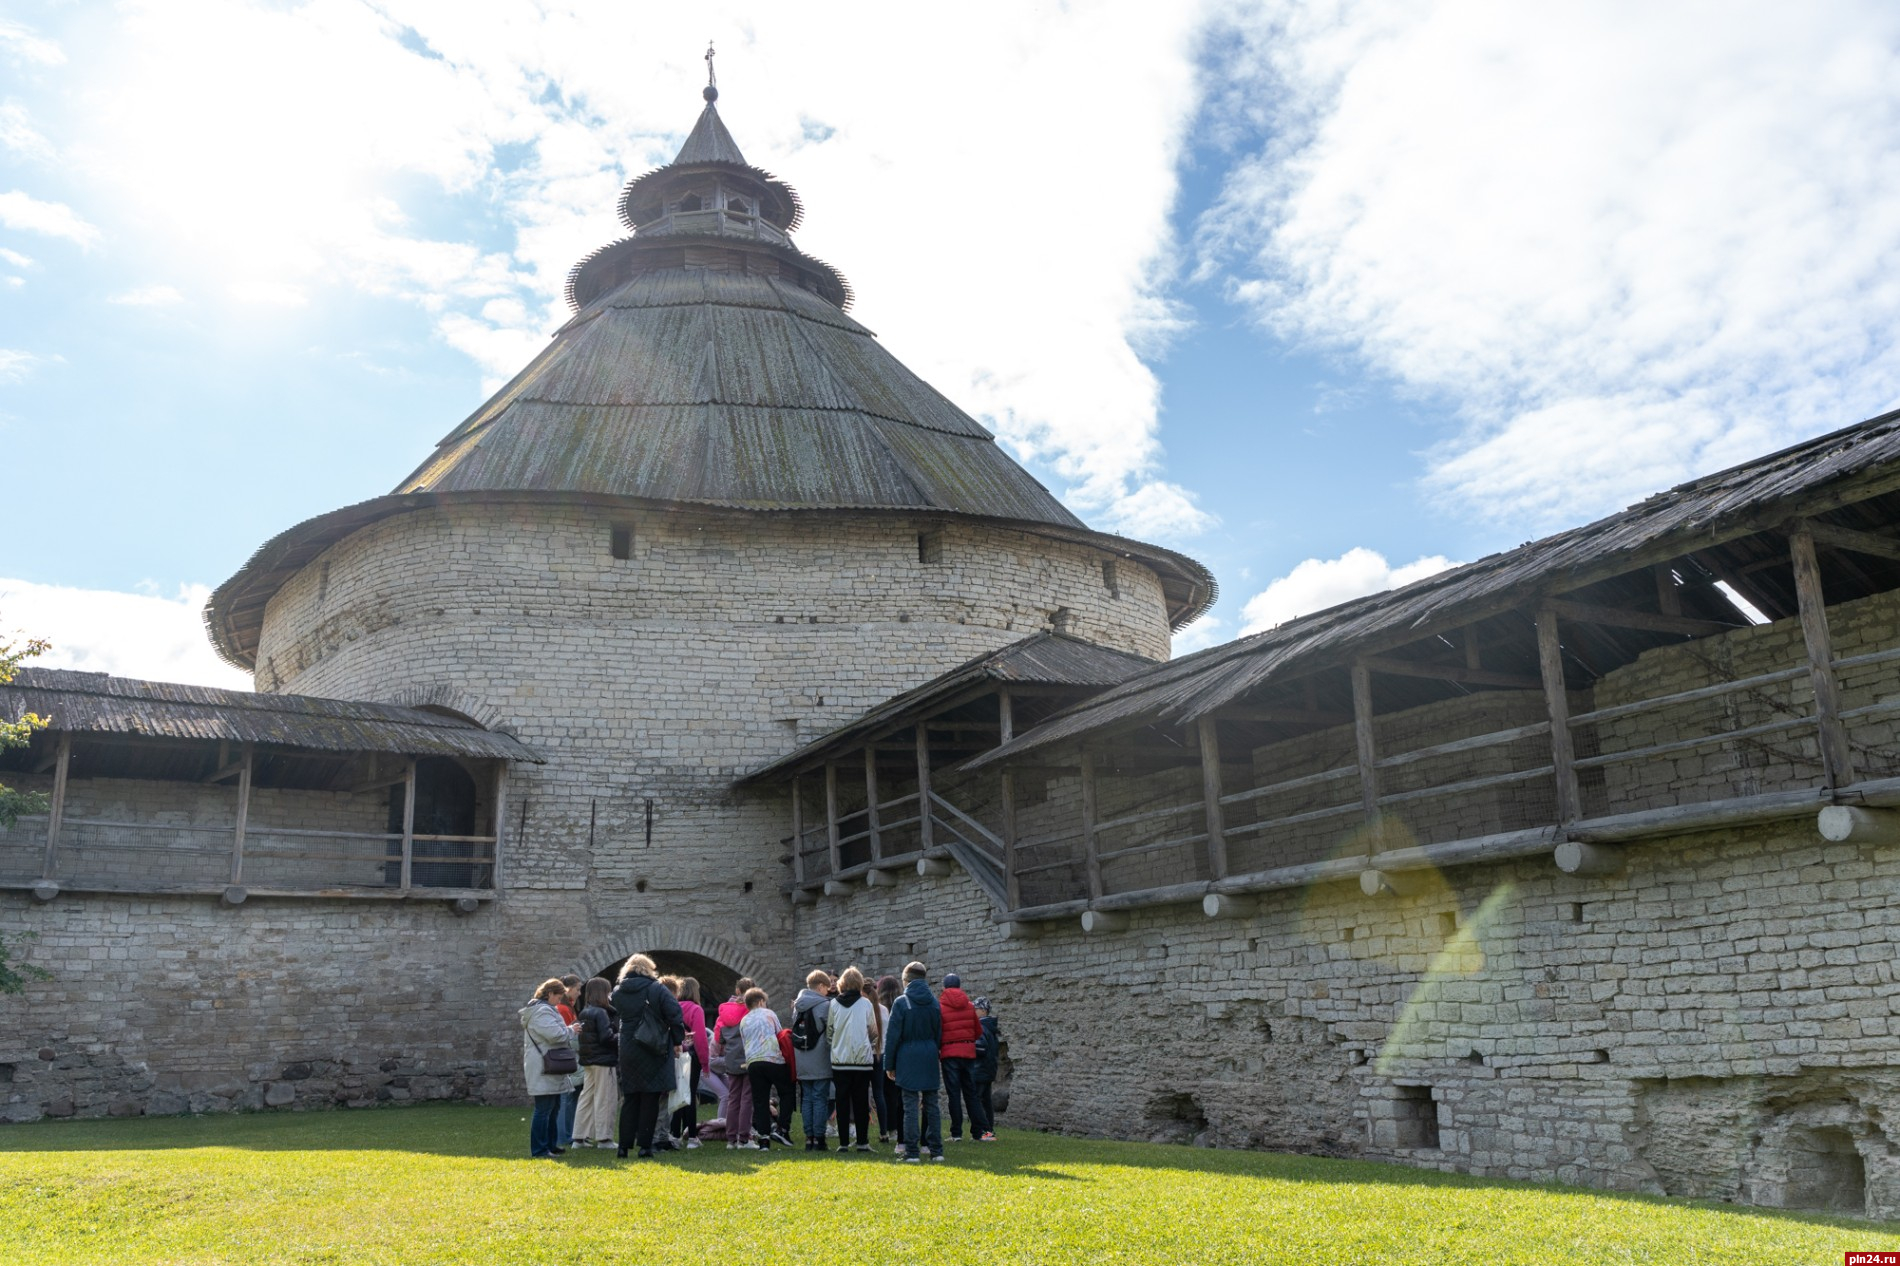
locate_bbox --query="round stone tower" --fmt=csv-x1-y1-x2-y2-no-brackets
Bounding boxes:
205,86,1213,994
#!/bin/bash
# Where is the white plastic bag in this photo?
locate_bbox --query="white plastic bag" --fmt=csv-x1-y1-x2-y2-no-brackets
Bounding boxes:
665,1049,692,1115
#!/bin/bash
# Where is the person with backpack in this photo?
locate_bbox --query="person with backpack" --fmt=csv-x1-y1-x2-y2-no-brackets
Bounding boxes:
972,996,1000,1141
609,954,685,1160
937,972,989,1142
827,966,879,1154
712,983,754,1148
573,976,621,1148
519,977,580,1159
791,969,834,1150
883,961,944,1163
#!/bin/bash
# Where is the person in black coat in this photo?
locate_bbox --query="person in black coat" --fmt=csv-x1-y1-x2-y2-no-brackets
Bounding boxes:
572,976,620,1147
610,954,686,1159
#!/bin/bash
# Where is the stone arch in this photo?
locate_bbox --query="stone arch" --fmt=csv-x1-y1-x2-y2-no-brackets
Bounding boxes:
382,683,513,733
572,925,775,996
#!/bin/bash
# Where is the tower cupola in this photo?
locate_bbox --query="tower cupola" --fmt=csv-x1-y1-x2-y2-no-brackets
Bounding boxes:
566,69,849,310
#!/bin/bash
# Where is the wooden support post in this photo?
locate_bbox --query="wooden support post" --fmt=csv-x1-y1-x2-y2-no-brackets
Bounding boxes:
1464,628,1483,671
1656,564,1683,617
1202,893,1257,919
1535,606,1583,826
1554,840,1625,877
1197,717,1228,880
40,732,70,881
230,743,253,885
1790,526,1855,790
491,763,508,892
1359,868,1426,897
1080,748,1102,900
790,777,806,887
824,761,842,875
1349,661,1380,840
1817,805,1900,843
997,687,1021,908
400,759,417,892
915,726,935,853
863,748,881,863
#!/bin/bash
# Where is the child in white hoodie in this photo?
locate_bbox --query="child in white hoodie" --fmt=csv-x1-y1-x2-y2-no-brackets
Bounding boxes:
826,965,879,1153
739,988,793,1148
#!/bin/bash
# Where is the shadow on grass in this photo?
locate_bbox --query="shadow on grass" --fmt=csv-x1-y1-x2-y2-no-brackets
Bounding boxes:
0,1103,1892,1237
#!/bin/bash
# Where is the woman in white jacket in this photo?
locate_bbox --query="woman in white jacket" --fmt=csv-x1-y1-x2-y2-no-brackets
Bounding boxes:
520,978,580,1158
826,966,879,1153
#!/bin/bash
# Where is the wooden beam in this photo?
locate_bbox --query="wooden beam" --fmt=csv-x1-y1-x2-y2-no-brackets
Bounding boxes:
1211,706,1351,726
204,760,249,785
1804,518,1900,564
1790,526,1855,789
915,726,934,852
1463,628,1483,671
40,731,70,881
230,744,253,886
863,748,881,863
1080,748,1102,901
1817,805,1900,844
1656,564,1683,617
1360,655,1541,690
1536,605,1582,825
824,761,842,875
399,759,417,892
999,689,1021,909
1544,598,1732,638
491,763,508,893
790,777,805,886
1197,717,1228,880
1349,660,1380,826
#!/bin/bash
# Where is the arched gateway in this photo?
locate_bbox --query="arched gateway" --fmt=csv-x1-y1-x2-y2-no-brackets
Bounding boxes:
574,927,775,1006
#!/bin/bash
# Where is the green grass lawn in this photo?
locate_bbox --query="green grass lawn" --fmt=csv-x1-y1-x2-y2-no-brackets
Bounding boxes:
0,1105,1894,1264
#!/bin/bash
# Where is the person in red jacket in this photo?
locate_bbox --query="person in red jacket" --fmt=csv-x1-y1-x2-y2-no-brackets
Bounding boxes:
936,973,991,1141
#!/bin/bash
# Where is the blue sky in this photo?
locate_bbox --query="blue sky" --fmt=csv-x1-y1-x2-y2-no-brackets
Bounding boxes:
5,2,1900,688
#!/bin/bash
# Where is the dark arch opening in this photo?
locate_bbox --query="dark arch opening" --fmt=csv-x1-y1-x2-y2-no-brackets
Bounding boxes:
598,950,741,1010
385,757,482,888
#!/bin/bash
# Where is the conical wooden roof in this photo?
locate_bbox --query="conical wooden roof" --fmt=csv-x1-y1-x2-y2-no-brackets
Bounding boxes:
205,93,1215,670
394,269,1084,523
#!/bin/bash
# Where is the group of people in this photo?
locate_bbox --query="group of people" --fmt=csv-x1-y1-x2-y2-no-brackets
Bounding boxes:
519,957,1000,1162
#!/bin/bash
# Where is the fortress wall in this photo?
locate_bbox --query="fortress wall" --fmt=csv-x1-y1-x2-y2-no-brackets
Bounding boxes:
0,504,1174,1124
793,815,1900,1216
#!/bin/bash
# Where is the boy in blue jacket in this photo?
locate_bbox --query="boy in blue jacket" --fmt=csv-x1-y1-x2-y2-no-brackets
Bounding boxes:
883,960,944,1162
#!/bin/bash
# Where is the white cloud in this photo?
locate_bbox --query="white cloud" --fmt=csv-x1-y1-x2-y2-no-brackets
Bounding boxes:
0,18,64,66
0,578,252,691
0,102,54,161
1171,613,1226,657
0,247,31,269
55,0,1215,541
108,284,184,306
227,280,307,306
1206,1,1900,531
0,349,39,383
0,189,99,247
1240,547,1456,635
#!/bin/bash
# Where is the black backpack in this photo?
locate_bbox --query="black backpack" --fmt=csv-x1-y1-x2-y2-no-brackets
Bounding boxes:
791,1004,823,1051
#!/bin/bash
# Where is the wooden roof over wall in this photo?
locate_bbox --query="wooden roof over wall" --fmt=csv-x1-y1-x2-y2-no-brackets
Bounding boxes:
971,407,1900,768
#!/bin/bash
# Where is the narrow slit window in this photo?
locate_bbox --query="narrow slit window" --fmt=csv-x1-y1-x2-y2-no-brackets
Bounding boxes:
1102,558,1120,597
917,530,943,565
610,525,634,561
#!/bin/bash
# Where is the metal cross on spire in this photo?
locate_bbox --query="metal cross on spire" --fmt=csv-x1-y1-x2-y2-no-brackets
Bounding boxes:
703,41,718,102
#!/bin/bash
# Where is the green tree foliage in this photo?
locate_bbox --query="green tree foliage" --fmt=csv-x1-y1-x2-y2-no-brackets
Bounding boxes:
0,624,48,829
0,621,49,992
